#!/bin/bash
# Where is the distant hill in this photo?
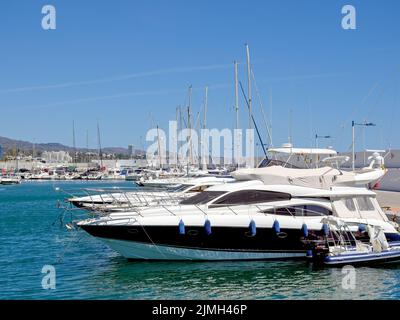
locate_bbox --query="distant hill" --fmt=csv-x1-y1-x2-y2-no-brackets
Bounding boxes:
0,136,132,155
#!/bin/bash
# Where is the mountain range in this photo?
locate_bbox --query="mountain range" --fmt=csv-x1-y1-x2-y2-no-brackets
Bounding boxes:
0,136,132,155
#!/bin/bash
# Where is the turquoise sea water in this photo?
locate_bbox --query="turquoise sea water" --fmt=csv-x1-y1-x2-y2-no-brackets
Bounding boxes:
0,181,399,300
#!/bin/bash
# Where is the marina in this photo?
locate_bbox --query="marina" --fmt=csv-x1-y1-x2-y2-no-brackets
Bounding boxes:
1,180,400,300
1,0,400,304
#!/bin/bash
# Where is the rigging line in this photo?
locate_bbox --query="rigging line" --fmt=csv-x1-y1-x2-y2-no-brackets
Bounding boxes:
239,81,268,158
342,85,384,153
364,72,400,150
338,66,400,151
191,111,202,162
335,80,380,144
387,78,399,148
251,69,273,147
365,82,387,119
138,221,168,260
345,84,387,154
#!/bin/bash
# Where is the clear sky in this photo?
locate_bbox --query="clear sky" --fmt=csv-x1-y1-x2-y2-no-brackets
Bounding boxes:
0,0,399,153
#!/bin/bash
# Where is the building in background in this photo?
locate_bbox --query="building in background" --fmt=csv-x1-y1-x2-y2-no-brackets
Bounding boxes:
0,145,3,160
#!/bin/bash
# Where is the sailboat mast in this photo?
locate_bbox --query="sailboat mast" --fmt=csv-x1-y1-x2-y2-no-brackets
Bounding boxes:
234,61,239,167
288,109,293,145
269,88,273,146
32,139,36,159
234,61,239,132
156,125,162,170
72,120,76,164
203,86,208,171
86,130,90,168
178,105,183,169
246,44,252,131
97,121,103,169
204,86,208,130
188,85,193,167
175,106,179,169
246,44,255,166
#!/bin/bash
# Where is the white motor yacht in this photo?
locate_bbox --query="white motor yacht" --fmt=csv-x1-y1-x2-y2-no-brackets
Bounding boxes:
68,176,235,212
77,178,399,260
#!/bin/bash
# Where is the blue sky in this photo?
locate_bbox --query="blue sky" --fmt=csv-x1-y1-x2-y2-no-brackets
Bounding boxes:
0,0,399,153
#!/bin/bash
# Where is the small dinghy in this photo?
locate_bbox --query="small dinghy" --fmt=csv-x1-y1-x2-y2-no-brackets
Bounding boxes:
306,217,400,267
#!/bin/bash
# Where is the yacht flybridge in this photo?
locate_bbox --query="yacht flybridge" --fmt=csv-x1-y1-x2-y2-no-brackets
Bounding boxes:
232,164,386,189
77,178,399,260
241,150,387,189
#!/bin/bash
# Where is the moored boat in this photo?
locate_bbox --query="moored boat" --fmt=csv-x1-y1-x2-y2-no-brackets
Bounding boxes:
76,180,400,261
305,217,400,266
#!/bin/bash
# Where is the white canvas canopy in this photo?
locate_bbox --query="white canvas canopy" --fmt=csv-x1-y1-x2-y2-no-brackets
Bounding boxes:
231,166,387,189
268,147,337,156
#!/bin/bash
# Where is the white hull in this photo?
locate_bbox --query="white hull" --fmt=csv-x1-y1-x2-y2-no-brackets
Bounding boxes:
101,239,306,261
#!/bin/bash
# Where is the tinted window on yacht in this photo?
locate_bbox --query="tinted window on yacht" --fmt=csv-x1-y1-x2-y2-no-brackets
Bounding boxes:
344,198,356,211
274,207,295,216
303,205,332,216
258,159,300,169
180,191,226,205
356,197,375,211
263,205,332,216
210,190,291,207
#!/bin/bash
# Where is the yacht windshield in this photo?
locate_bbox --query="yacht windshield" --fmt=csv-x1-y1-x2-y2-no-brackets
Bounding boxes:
180,191,226,205
258,159,299,168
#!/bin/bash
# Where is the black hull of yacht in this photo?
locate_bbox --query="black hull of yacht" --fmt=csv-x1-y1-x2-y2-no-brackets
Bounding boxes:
78,224,400,261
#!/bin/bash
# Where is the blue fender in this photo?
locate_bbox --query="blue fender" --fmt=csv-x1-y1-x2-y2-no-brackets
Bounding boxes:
301,223,308,238
249,220,257,236
273,220,280,234
204,219,212,235
178,219,185,235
